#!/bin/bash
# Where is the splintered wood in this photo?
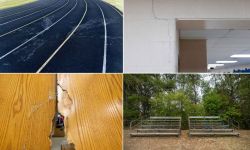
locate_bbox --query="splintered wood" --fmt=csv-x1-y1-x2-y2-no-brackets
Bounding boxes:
57,74,122,150
0,74,56,150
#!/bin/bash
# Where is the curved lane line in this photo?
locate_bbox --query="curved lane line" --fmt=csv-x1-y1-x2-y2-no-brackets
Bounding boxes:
0,0,70,38
37,0,88,73
0,0,63,26
95,1,108,73
0,0,59,19
0,0,78,60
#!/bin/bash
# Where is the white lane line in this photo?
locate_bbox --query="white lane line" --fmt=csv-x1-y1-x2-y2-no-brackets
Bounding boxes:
0,0,70,38
101,0,123,17
95,1,108,73
0,0,58,19
0,0,63,26
0,0,78,61
37,0,88,73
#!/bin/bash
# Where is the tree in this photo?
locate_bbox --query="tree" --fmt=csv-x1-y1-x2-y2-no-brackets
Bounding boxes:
150,91,204,129
177,74,202,104
203,90,241,121
123,74,175,125
203,91,226,115
238,75,250,129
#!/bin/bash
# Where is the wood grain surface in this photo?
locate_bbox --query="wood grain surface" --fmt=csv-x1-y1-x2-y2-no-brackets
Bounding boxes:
0,74,56,150
57,74,123,150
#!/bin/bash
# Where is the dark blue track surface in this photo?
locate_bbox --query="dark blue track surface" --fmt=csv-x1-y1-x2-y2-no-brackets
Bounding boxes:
0,0,123,73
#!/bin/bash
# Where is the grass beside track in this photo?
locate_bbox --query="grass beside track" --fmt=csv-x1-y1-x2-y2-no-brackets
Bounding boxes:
104,0,123,12
0,0,36,10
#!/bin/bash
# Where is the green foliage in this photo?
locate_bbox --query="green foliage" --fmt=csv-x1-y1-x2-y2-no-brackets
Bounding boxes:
123,74,176,126
177,74,202,104
203,91,225,115
150,91,204,129
123,95,141,120
203,90,241,122
238,75,250,129
221,106,241,121
150,92,191,116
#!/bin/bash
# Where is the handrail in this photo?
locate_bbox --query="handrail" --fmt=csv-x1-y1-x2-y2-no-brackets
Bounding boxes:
150,116,181,119
129,119,141,130
229,119,240,130
130,116,182,130
189,116,220,119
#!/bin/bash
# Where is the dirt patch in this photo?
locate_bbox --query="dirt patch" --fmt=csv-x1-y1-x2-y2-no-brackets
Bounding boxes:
124,130,250,150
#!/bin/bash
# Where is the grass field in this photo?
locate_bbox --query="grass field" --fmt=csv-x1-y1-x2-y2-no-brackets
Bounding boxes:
104,0,123,12
124,130,250,150
0,0,123,11
0,0,36,10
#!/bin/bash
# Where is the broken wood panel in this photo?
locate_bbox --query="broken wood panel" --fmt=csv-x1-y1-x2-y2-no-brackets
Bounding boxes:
0,74,56,150
57,74,122,150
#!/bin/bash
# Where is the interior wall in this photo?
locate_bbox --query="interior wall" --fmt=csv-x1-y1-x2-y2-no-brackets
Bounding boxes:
124,0,250,73
179,39,207,72
57,74,122,150
124,0,178,73
154,0,250,19
0,74,56,150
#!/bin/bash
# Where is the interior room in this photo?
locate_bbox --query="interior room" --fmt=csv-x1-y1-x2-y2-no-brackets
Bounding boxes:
178,20,250,73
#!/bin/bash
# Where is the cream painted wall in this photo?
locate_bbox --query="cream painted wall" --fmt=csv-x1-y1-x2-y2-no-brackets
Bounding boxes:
124,0,250,73
154,0,250,19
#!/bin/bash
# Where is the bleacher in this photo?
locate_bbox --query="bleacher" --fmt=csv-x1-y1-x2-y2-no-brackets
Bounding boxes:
130,116,181,137
188,116,240,136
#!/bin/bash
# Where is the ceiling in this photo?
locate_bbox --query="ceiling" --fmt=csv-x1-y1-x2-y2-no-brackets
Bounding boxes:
178,20,250,70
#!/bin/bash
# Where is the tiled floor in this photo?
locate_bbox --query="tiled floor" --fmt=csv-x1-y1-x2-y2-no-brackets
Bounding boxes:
51,137,68,150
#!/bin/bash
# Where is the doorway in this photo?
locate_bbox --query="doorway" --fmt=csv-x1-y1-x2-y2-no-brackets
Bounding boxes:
178,20,250,73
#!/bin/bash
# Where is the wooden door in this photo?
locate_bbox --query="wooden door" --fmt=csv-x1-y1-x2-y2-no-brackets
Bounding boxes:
0,74,56,150
57,74,123,150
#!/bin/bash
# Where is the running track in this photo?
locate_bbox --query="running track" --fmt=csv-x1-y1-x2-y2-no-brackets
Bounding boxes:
0,0,123,73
